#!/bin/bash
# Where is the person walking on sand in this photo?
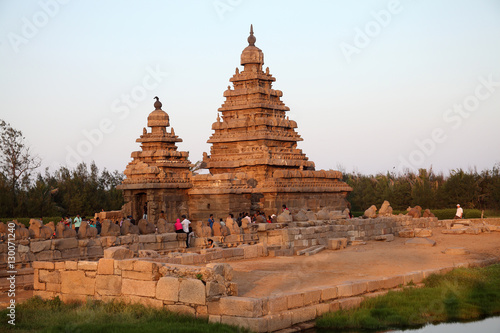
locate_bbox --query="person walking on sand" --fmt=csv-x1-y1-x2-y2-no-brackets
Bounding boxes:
454,204,463,219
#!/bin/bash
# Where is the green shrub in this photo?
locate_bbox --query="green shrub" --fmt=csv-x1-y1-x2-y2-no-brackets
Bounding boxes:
317,264,500,330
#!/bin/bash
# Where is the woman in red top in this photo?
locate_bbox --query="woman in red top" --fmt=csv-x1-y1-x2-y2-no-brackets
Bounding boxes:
174,218,183,233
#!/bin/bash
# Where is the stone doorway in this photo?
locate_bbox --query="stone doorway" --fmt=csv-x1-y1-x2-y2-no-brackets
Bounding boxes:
134,192,147,221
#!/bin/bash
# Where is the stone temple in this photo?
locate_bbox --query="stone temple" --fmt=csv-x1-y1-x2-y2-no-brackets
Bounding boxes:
118,26,352,222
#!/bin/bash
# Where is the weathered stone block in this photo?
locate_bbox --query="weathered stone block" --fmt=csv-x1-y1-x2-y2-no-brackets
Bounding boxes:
39,270,60,284
221,316,268,333
32,261,54,270
87,246,104,257
337,283,353,297
179,278,206,305
46,282,61,292
138,234,157,243
61,248,80,259
156,276,179,302
210,296,263,317
61,270,95,295
78,261,98,271
338,296,363,310
97,258,115,275
351,281,368,295
316,303,330,316
122,270,154,281
52,238,78,250
54,262,65,270
321,286,338,301
36,250,61,261
206,281,226,298
121,278,156,297
303,289,322,306
286,293,304,309
30,240,52,253
96,275,122,296
267,312,292,332
166,304,196,316
290,305,317,325
64,261,78,270
104,246,134,259
266,295,288,314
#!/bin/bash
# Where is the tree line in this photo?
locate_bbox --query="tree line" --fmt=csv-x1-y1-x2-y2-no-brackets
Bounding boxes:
343,166,500,212
0,120,123,218
2,119,499,218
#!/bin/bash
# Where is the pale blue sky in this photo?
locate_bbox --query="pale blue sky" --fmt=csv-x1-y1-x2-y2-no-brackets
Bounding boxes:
1,0,499,175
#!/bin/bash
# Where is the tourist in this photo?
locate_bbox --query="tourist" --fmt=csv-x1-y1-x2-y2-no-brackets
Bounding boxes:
208,214,214,229
243,213,251,225
181,215,191,248
64,215,72,228
236,213,242,227
207,238,215,248
73,214,82,233
143,204,148,220
267,215,272,223
159,210,166,220
282,204,289,212
174,218,183,233
454,204,463,219
219,218,225,227
89,220,96,228
95,217,102,234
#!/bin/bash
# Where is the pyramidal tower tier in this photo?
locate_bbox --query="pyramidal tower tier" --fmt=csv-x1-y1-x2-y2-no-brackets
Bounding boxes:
203,25,314,183
118,97,192,222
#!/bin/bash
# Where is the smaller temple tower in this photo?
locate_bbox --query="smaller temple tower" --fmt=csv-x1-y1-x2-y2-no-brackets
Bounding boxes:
118,97,192,223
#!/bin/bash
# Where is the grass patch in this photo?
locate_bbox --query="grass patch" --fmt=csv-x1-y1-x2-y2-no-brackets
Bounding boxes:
317,264,500,331
0,297,251,333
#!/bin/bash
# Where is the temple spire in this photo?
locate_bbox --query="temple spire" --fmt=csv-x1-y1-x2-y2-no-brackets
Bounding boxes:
247,24,256,46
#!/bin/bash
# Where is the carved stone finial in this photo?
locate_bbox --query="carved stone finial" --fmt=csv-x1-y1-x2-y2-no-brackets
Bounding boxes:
153,96,162,110
235,67,239,74
248,24,256,46
227,85,231,90
266,67,270,74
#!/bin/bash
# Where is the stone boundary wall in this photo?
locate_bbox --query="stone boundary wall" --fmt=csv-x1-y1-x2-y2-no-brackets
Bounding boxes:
33,258,237,316
259,216,438,249
33,256,500,332
155,244,267,265
0,234,263,290
206,257,500,332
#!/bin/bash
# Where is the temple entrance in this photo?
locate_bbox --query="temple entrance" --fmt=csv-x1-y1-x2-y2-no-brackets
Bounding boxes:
134,192,147,221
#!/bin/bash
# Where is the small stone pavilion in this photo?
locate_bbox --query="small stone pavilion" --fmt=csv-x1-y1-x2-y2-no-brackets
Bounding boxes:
118,26,352,222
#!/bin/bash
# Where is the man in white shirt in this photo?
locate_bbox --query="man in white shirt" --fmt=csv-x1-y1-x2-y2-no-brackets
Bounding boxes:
181,215,191,248
454,204,463,219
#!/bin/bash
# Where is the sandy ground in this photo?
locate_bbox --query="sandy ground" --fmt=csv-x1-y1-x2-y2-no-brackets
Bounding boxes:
229,228,500,297
2,228,499,308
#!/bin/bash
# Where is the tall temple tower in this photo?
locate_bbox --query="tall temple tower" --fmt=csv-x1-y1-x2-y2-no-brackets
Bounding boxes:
204,25,315,183
118,97,192,222
188,26,352,219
